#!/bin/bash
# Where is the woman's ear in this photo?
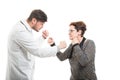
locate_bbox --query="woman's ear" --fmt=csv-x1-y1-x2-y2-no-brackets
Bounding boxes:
78,30,82,36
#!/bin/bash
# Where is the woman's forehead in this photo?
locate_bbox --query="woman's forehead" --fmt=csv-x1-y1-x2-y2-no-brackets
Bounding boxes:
69,25,75,29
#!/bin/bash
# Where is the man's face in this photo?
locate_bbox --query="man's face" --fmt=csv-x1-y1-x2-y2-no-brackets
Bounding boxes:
32,18,45,32
69,25,80,40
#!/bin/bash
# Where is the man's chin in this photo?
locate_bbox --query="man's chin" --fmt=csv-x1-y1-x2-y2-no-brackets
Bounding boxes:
36,30,39,32
33,29,39,32
37,29,40,32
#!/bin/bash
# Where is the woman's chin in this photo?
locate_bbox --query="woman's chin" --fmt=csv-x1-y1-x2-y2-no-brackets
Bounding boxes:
69,37,73,40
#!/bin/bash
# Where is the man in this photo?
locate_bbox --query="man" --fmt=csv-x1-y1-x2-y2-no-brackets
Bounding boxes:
6,9,66,80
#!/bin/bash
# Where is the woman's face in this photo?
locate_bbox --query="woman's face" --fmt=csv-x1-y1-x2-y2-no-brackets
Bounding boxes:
69,25,80,40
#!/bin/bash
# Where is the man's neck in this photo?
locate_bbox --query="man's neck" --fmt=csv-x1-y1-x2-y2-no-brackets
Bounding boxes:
26,20,32,28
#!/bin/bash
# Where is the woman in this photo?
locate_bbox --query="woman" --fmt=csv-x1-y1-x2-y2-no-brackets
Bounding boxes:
49,21,97,80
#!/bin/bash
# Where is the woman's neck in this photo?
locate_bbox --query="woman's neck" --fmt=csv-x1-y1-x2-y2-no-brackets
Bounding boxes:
78,36,83,43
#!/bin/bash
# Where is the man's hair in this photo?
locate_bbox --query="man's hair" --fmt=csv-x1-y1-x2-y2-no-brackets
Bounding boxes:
27,9,47,22
70,21,86,36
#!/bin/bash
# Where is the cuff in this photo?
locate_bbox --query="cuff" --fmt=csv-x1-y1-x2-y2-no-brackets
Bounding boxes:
50,43,56,47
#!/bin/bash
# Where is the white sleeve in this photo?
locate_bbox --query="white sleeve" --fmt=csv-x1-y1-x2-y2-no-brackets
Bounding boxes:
15,31,58,57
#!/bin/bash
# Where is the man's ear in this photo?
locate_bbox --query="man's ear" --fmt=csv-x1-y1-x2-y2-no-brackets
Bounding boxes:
32,18,37,24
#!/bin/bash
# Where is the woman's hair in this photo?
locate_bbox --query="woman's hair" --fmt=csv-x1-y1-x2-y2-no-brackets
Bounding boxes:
27,9,47,22
70,21,87,36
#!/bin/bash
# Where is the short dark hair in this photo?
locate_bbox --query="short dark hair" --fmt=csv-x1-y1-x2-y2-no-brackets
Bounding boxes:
27,9,47,22
70,21,86,36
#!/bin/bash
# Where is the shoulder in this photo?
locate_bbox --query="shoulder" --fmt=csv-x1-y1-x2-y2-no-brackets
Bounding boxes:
82,38,96,51
84,39,95,46
86,39,95,43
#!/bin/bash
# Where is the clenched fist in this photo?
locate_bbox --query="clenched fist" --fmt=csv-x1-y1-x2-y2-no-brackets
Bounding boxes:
47,37,54,45
58,41,67,49
42,30,49,39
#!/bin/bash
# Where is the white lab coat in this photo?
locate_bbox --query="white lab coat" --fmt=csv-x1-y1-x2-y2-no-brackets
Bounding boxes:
6,20,58,80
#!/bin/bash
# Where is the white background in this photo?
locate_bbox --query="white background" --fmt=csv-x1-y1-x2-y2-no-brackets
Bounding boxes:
0,0,120,80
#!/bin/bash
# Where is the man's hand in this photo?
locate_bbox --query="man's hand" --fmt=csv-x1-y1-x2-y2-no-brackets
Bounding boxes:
42,30,49,39
47,37,55,45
